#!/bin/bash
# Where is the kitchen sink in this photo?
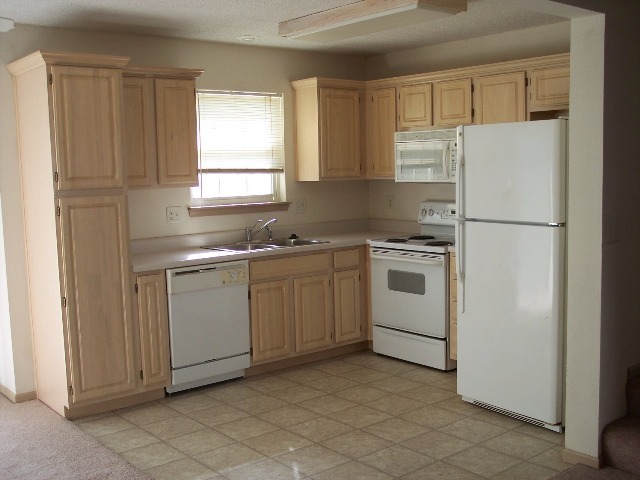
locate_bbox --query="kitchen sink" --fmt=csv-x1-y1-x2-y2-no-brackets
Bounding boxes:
202,238,329,252
265,238,330,247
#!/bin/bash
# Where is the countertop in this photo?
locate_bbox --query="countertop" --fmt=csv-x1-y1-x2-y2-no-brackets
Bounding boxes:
131,230,399,273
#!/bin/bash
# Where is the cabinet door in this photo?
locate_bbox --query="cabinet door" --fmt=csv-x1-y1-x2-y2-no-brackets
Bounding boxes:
319,87,361,178
50,65,124,190
334,269,362,344
136,273,171,390
474,72,526,125
367,88,396,178
433,78,473,126
58,195,136,403
155,78,198,186
294,274,333,353
123,77,158,186
529,66,570,112
398,83,432,130
250,280,292,362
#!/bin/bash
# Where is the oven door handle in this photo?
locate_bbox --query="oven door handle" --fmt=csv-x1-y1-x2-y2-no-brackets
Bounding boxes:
370,252,445,267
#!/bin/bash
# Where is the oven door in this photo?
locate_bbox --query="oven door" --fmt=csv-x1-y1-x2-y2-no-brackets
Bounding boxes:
370,248,447,337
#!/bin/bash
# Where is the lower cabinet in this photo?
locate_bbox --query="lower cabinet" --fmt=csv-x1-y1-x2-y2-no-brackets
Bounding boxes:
249,247,366,365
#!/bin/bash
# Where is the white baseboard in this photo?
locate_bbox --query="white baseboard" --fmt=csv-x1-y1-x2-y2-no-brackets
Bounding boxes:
0,383,37,403
562,448,602,468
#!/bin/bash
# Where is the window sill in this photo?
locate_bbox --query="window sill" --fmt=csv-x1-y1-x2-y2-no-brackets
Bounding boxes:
188,202,291,217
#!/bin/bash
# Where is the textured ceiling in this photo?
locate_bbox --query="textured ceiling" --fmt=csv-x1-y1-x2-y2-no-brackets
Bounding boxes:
0,0,568,55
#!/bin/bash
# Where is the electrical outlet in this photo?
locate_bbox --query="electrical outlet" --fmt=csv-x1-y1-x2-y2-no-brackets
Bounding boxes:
295,198,307,214
166,206,181,223
386,194,395,209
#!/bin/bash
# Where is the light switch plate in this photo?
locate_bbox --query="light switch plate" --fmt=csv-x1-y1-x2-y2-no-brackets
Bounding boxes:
166,206,181,223
295,198,307,214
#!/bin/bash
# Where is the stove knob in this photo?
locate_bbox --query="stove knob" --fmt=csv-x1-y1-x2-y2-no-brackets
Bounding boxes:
428,208,435,217
420,207,427,218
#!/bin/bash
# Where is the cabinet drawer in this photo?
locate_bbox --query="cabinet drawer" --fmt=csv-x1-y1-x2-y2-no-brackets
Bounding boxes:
333,248,360,269
250,253,330,281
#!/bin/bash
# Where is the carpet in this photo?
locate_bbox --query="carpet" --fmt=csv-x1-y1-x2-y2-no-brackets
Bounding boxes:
0,394,151,479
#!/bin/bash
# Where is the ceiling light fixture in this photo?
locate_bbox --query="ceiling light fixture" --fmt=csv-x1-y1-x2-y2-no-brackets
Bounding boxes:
0,17,15,33
279,0,467,43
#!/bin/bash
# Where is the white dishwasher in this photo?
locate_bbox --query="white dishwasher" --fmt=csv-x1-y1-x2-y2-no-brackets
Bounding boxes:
166,260,250,393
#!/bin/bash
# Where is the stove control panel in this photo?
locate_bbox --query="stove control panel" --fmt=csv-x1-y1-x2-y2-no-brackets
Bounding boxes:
418,200,457,225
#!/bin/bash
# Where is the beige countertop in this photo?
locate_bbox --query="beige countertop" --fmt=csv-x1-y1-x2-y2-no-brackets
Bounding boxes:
131,230,400,273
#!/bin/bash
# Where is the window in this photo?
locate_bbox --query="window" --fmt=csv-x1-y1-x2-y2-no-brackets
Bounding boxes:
191,90,284,206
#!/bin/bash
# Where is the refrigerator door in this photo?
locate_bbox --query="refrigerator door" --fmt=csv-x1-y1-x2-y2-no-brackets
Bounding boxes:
460,119,566,224
457,221,564,425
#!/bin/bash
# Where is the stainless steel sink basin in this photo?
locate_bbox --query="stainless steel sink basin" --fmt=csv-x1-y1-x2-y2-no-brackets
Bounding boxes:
265,238,330,247
201,238,329,252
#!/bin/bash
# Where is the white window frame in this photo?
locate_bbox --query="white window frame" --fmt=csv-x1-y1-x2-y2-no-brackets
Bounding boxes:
191,90,284,207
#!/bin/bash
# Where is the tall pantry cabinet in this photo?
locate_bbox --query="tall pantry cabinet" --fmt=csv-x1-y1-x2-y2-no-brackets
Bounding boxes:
8,51,165,418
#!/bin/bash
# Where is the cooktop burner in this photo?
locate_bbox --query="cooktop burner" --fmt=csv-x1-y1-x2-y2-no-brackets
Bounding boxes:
408,235,435,240
425,240,454,246
386,238,408,243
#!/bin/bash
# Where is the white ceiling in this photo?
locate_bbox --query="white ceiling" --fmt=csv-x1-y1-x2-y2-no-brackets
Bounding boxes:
0,0,568,55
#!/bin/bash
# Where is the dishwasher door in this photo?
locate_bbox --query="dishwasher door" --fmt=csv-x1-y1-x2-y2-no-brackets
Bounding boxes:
166,260,250,392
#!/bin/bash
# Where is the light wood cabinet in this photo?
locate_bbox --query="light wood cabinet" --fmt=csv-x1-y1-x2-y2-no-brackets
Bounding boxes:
433,78,473,126
292,78,365,181
50,65,125,190
474,71,526,125
294,274,333,353
366,87,396,178
135,273,171,390
449,253,457,361
334,269,362,343
528,66,570,112
397,83,432,130
250,280,292,362
123,67,202,187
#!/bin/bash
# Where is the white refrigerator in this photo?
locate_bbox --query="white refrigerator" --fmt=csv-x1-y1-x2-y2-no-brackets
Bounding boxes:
455,119,567,432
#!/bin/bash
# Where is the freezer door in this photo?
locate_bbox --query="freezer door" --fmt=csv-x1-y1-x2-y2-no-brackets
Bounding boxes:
457,221,564,425
461,119,566,224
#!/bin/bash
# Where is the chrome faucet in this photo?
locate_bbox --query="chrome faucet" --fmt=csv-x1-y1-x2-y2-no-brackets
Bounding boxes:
245,218,277,241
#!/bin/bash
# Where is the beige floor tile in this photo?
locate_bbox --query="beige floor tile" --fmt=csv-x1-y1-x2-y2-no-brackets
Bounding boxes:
515,423,565,444
145,457,220,480
435,396,485,416
298,394,356,415
213,416,279,441
233,393,289,414
365,394,425,415
141,415,206,440
483,430,557,460
97,426,160,453
471,409,527,429
304,375,359,393
268,384,325,403
342,353,387,367
363,417,429,443
400,385,458,404
313,360,362,375
119,403,181,426
328,405,391,429
224,458,301,480
242,429,313,457
167,428,235,456
399,404,466,429
287,416,354,442
337,367,392,384
120,442,186,470
277,367,330,384
399,460,484,479
186,404,249,427
163,392,223,414
400,367,453,384
401,430,473,459
276,444,350,476
359,444,436,477
320,430,393,459
529,445,573,471
76,414,135,437
438,416,507,443
202,382,260,403
444,445,521,477
310,460,393,480
366,375,422,393
245,375,298,393
257,404,320,428
491,461,559,480
367,358,419,375
194,442,266,473
430,376,458,392
334,385,391,403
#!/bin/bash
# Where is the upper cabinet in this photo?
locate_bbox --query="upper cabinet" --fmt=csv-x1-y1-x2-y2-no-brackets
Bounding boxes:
292,78,365,181
366,87,396,179
473,71,527,125
528,65,570,113
50,64,126,190
397,83,433,130
123,67,203,187
433,78,473,126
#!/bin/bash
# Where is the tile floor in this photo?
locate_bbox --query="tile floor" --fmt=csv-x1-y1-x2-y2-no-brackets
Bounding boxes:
75,352,571,479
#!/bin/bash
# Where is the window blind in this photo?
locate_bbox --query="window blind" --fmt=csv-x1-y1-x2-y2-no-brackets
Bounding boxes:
196,90,284,172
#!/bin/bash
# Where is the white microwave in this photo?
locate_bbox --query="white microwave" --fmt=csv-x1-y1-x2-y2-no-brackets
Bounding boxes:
395,128,458,183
